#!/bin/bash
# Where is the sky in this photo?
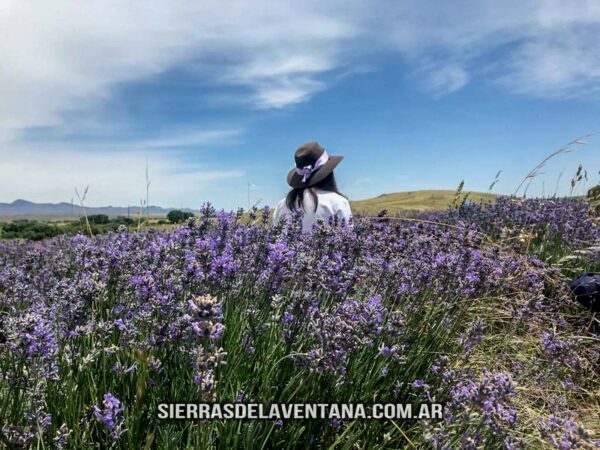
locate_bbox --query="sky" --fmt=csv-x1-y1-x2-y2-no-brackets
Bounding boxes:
1,0,600,210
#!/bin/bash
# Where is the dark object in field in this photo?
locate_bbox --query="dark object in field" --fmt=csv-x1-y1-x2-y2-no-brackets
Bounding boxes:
570,273,600,313
167,210,194,224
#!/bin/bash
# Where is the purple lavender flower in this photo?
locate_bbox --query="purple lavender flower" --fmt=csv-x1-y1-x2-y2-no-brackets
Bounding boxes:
93,393,127,441
210,323,225,340
112,362,138,374
539,414,599,449
412,379,428,389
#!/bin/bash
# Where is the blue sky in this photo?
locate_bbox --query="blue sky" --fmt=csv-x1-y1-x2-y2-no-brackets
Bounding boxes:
1,0,600,209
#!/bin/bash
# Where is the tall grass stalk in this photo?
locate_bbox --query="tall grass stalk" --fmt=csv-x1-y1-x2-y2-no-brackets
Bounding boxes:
75,185,93,238
488,170,502,192
145,157,151,219
514,134,594,196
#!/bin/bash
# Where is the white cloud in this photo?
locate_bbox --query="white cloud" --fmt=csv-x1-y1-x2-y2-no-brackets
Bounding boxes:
379,0,600,97
131,128,243,150
0,0,354,140
0,143,244,207
492,27,600,98
415,62,470,96
2,0,600,142
223,53,334,108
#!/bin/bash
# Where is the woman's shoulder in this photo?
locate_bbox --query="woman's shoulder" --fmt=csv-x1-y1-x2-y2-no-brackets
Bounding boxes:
314,188,340,196
314,189,350,207
274,197,288,213
272,197,290,223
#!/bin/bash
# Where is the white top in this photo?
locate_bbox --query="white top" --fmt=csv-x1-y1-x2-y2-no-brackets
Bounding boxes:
273,188,352,232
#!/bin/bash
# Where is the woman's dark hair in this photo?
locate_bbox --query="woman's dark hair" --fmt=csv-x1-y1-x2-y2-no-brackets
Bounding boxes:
286,172,346,212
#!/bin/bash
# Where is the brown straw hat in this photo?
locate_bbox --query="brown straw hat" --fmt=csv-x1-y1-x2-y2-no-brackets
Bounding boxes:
287,141,343,188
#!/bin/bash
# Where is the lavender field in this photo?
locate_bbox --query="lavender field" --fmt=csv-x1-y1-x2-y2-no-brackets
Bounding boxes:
1,198,599,449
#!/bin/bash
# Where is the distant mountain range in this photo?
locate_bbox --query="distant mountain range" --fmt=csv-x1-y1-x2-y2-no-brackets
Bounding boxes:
0,199,196,218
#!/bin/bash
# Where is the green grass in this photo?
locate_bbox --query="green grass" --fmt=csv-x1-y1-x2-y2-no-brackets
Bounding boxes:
0,214,168,223
0,216,177,240
33,286,460,449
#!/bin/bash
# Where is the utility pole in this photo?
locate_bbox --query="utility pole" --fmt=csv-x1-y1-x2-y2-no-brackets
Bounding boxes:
247,181,250,210
145,157,151,218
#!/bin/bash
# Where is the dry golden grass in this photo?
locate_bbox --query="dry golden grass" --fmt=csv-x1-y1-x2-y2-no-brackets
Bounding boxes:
350,189,499,215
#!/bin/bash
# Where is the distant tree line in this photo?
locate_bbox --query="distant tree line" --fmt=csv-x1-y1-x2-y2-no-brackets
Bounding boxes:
82,214,111,224
0,221,64,241
167,210,194,224
0,215,158,241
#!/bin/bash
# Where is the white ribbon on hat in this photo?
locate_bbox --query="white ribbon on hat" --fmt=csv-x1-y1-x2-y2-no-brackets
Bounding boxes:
295,150,329,183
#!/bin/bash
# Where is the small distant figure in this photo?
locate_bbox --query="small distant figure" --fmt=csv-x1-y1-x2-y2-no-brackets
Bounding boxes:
570,273,600,313
273,141,352,233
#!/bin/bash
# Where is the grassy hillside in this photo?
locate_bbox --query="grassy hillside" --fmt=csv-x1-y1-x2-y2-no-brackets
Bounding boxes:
350,189,499,215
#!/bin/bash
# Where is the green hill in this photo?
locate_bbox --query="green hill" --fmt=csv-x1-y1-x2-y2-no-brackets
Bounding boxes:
350,190,499,215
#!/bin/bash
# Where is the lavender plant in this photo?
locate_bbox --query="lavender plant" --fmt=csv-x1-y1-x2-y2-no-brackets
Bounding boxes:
0,198,598,449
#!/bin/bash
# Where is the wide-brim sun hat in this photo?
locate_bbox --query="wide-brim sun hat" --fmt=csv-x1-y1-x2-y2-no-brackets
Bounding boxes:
287,141,343,188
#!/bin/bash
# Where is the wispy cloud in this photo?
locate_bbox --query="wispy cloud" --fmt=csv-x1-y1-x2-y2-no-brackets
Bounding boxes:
414,61,470,96
492,26,600,99
0,124,246,206
132,128,243,150
222,53,336,108
0,144,244,207
380,0,600,97
2,0,600,141
0,0,353,139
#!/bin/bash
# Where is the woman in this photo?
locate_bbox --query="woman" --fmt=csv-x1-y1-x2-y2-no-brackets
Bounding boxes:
273,141,352,232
